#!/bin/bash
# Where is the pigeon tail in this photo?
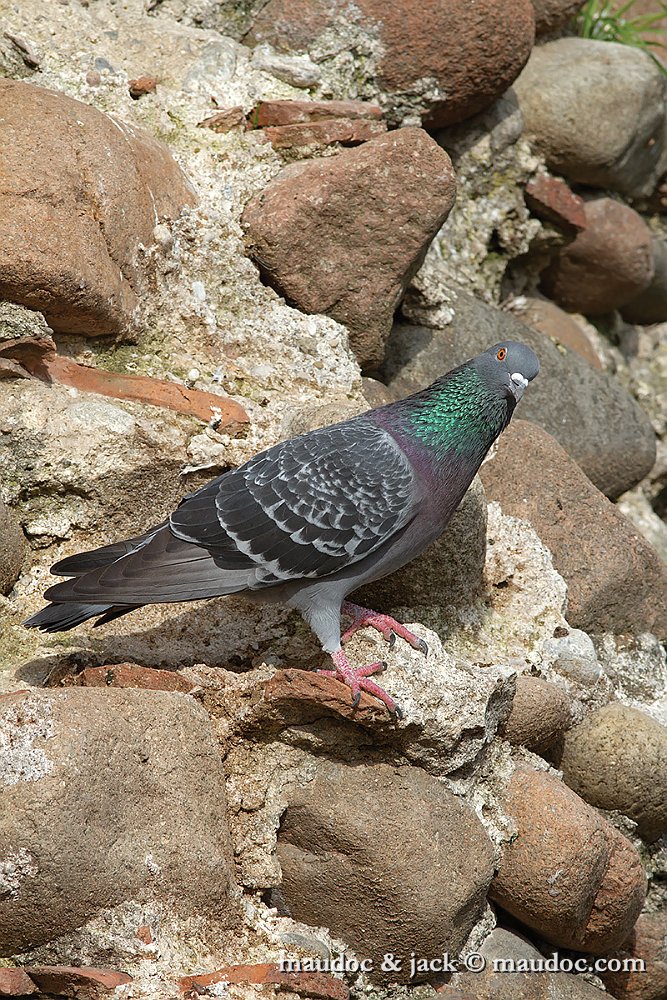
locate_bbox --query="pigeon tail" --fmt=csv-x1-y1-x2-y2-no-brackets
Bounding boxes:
23,602,130,633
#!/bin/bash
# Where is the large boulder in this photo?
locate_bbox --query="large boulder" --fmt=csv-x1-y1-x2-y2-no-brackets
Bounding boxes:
384,287,656,499
0,688,235,952
514,38,667,198
540,198,655,315
0,79,196,336
559,704,667,843
490,768,646,954
242,128,456,370
243,0,535,128
277,759,494,983
479,420,667,638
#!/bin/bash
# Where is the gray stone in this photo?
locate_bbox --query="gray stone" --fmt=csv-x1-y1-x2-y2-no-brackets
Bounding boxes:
622,237,667,325
0,688,235,952
353,475,487,611
514,38,667,198
277,759,494,983
384,286,656,499
0,499,26,595
559,703,667,842
452,927,613,998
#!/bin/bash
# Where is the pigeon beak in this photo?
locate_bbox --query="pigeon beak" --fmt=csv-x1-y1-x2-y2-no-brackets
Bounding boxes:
509,371,529,401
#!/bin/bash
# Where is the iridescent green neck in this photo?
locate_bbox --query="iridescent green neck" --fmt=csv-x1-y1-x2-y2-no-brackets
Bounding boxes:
398,367,511,457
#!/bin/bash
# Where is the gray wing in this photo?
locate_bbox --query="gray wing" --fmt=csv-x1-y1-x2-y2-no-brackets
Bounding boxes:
169,417,421,588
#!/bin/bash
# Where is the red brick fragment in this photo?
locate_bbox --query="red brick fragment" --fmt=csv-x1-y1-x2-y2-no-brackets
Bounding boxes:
0,336,249,431
180,963,348,1000
258,668,390,725
197,107,246,132
136,924,153,944
27,966,132,998
66,663,195,693
525,173,587,235
128,75,157,99
263,118,386,149
0,968,37,996
251,98,383,127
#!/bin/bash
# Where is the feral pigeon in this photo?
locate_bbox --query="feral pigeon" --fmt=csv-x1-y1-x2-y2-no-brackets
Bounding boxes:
24,341,539,715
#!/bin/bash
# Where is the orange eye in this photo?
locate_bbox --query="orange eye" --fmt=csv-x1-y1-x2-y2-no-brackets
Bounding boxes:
497,347,507,361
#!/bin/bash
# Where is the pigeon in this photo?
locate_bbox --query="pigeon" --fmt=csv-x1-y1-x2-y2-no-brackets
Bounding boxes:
24,341,539,715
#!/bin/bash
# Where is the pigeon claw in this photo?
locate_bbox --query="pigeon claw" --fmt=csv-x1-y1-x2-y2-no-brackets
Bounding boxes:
341,601,427,655
318,650,400,718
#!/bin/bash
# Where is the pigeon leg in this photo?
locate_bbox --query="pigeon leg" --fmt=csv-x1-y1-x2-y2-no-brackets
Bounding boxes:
341,601,428,655
318,650,402,718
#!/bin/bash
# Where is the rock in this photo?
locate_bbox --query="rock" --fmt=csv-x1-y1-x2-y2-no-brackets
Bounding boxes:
514,38,667,198
242,128,456,370
360,376,399,409
542,628,603,688
128,74,157,98
0,968,36,995
451,926,612,999
0,499,26,595
277,759,494,983
600,911,667,1000
243,0,535,128
621,238,667,325
63,663,196,693
540,198,655,315
524,174,587,238
513,296,602,369
251,99,384,127
22,967,132,998
251,45,322,88
501,675,572,754
532,0,587,35
0,688,234,951
490,768,646,954
261,118,387,151
197,107,246,133
353,476,487,610
384,287,656,498
559,704,667,842
479,420,667,637
0,79,196,336
617,487,667,565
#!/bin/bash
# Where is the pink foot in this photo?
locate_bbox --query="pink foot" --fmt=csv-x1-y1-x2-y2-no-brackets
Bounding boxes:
318,650,402,718
341,601,428,655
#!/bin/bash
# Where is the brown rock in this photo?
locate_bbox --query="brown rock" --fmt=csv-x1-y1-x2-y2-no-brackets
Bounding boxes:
621,237,667,325
479,420,667,637
197,107,246,132
574,826,646,954
532,0,587,35
128,75,157,99
524,174,587,237
541,198,654,315
278,759,494,983
0,968,36,996
502,675,572,754
559,704,667,842
244,0,535,128
251,98,383,127
601,911,667,1000
26,967,132,998
262,118,386,150
354,476,487,610
361,376,399,409
242,128,456,369
65,663,195,692
0,79,196,336
490,768,645,954
0,498,26,595
252,667,393,729
516,296,602,369
0,689,235,951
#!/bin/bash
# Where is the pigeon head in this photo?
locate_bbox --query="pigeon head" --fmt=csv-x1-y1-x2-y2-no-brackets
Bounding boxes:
471,341,540,403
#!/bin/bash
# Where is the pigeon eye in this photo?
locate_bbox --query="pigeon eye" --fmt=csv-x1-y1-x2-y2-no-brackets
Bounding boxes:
496,348,507,361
